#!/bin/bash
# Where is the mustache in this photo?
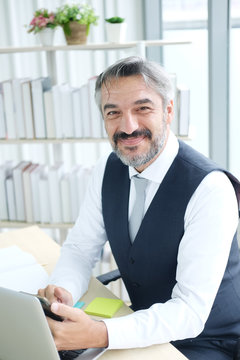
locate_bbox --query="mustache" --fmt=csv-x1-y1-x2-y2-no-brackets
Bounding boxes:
113,129,152,144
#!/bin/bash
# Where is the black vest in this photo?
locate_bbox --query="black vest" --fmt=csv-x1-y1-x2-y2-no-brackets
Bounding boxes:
102,141,240,339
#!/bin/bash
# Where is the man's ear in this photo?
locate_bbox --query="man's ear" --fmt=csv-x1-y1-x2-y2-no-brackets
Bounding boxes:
166,100,174,125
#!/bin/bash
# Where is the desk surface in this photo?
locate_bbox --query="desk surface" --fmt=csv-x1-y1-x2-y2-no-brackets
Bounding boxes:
0,226,187,360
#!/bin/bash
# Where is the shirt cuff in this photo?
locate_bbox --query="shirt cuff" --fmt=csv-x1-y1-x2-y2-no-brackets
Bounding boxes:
103,314,145,349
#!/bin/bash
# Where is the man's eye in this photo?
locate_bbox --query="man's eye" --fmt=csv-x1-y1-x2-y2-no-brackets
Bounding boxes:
138,106,151,111
105,111,120,119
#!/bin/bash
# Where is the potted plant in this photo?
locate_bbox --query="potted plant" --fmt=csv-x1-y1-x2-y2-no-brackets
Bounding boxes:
105,17,127,43
55,3,98,45
27,8,57,46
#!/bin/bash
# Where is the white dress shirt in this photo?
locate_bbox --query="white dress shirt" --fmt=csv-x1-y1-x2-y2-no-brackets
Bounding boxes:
49,131,239,349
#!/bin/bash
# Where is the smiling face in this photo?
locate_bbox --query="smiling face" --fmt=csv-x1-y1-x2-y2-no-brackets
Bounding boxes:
101,75,174,172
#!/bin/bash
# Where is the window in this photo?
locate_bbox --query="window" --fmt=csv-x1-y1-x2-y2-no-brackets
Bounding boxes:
162,0,209,156
229,0,240,178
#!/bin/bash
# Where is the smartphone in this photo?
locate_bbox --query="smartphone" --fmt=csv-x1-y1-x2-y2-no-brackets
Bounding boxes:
36,295,64,322
20,291,63,322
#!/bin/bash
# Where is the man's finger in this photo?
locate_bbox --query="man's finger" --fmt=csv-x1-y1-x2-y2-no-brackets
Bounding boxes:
54,287,73,306
38,288,45,297
51,302,81,322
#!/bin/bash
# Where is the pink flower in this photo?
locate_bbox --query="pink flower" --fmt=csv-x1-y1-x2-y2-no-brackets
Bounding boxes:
27,9,57,34
37,16,48,28
49,15,55,22
30,17,37,26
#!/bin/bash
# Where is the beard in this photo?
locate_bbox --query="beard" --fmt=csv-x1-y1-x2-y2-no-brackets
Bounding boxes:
111,119,167,168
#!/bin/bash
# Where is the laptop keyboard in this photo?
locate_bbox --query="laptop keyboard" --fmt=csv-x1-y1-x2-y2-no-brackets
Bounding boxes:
58,349,86,359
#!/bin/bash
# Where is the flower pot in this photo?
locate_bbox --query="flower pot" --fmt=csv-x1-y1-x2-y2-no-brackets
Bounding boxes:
105,22,127,43
38,28,55,46
65,22,87,45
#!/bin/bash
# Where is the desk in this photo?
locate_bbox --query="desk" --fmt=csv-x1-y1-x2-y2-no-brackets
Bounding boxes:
0,226,187,360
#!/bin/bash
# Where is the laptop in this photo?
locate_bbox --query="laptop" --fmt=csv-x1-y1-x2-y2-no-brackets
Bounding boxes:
0,287,106,360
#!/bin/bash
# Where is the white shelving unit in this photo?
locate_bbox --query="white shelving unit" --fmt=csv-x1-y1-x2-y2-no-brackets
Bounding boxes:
0,135,189,145
0,221,72,229
0,39,191,54
0,39,191,84
0,39,191,230
0,138,109,144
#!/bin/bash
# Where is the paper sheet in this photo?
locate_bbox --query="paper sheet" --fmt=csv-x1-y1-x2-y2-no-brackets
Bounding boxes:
0,245,49,293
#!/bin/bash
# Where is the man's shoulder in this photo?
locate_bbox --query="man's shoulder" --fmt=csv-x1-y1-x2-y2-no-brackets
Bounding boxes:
177,140,222,174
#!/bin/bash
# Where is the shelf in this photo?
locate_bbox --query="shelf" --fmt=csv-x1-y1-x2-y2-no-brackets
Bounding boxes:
0,136,189,145
0,221,73,229
0,39,191,55
0,138,109,144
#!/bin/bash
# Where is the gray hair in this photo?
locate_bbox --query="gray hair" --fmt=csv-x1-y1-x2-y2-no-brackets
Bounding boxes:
95,56,173,114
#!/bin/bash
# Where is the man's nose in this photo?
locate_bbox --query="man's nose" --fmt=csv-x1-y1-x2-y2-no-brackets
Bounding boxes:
119,113,139,134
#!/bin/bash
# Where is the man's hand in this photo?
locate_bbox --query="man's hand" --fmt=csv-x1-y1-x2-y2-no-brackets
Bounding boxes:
47,302,109,350
38,285,73,306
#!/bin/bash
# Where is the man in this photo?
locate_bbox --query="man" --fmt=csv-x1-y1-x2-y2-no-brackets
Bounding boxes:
39,56,240,359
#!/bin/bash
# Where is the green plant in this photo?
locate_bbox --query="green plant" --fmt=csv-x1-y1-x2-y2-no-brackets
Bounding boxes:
55,3,98,36
27,8,57,34
105,17,125,24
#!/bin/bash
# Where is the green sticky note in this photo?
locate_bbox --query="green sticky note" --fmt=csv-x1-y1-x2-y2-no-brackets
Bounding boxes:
84,297,123,318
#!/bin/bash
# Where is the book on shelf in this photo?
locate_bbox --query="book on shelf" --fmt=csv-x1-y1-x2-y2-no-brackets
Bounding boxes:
88,76,102,138
72,88,83,138
80,83,91,137
60,173,72,223
0,161,14,221
13,161,32,221
31,77,51,139
69,165,82,222
1,80,17,139
22,163,39,223
44,89,56,139
21,79,35,139
39,165,50,224
52,83,68,139
101,120,108,139
60,85,75,138
48,163,64,223
30,164,43,222
169,73,179,136
0,91,6,139
12,78,29,139
5,169,16,221
177,84,190,136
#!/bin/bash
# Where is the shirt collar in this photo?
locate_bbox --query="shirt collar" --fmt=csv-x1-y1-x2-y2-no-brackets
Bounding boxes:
129,131,179,183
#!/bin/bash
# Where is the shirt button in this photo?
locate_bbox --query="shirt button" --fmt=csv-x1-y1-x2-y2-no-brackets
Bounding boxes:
130,257,135,264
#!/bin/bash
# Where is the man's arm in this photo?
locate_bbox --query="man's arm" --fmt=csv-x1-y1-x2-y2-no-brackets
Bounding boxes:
40,155,109,305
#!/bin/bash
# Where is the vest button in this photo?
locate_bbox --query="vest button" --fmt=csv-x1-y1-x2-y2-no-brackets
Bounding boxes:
132,282,140,288
130,257,135,264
